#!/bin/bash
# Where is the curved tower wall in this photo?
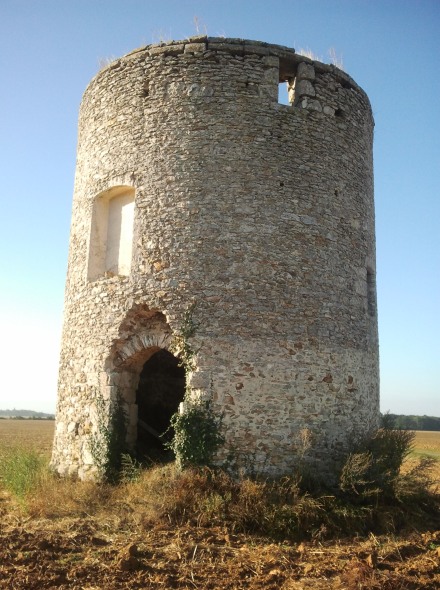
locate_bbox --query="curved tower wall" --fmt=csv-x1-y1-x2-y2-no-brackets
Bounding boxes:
52,37,379,479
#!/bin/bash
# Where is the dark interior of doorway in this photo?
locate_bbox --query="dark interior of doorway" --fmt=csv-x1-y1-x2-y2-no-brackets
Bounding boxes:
135,349,185,462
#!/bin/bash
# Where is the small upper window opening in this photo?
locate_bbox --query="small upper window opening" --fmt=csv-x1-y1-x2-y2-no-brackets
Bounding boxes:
278,76,296,106
278,79,290,105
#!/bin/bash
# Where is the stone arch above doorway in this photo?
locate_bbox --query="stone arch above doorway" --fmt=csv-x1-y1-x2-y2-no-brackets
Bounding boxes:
106,306,173,372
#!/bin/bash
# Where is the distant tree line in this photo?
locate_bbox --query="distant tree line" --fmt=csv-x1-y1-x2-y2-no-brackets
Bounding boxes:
382,414,440,431
0,409,55,420
0,415,55,420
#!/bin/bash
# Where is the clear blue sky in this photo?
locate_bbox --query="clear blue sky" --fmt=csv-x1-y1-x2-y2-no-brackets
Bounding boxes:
0,0,438,415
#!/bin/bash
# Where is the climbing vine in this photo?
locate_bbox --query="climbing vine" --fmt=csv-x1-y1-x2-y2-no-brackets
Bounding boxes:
88,388,128,482
167,303,224,468
170,302,199,371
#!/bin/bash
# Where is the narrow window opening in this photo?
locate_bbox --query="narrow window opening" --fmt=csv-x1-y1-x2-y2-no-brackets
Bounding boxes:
367,268,376,316
278,77,296,105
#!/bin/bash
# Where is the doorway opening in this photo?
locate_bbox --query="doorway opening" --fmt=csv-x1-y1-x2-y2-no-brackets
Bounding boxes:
135,349,185,461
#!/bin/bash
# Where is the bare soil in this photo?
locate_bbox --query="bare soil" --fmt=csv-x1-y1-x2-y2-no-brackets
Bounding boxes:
1,507,439,589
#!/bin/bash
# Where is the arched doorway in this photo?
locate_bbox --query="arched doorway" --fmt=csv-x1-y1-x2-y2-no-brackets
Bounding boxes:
135,349,185,461
105,307,186,463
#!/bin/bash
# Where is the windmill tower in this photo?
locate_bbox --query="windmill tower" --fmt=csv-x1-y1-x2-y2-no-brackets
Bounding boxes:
52,37,379,479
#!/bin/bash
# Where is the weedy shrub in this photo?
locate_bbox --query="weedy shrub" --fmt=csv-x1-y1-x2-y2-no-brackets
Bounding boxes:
338,425,439,530
339,427,416,502
0,446,47,504
339,451,379,499
166,401,225,468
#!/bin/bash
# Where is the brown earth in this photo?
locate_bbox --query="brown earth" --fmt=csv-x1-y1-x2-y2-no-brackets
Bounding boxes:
1,507,439,590
0,421,439,589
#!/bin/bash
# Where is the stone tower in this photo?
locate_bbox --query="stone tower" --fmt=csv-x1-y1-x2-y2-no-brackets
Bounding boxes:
52,37,379,479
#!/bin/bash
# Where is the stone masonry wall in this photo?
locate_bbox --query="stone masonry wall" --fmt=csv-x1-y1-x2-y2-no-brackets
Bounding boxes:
51,37,379,479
